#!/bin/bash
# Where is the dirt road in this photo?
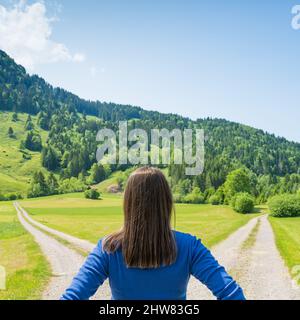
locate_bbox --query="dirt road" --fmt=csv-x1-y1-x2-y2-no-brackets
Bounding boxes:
15,202,110,300
15,203,300,300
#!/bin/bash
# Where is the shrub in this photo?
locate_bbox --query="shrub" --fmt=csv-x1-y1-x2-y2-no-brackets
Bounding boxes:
204,187,215,202
58,177,86,194
233,192,255,214
183,187,204,204
224,168,252,202
0,193,22,201
209,194,221,205
84,189,101,200
210,187,225,205
268,194,300,217
6,193,17,201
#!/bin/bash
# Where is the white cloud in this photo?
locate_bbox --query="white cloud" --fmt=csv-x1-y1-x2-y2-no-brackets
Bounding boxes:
0,0,85,70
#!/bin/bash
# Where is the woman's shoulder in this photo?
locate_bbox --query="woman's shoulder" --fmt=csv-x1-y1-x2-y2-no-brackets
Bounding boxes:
173,230,200,246
96,237,122,256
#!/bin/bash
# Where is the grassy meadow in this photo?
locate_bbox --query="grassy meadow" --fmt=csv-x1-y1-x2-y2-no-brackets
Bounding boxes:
0,201,50,299
21,193,260,248
269,216,300,283
2,190,300,299
0,112,48,195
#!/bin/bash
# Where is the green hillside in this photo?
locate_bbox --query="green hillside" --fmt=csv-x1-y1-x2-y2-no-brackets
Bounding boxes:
0,112,48,194
1,49,300,202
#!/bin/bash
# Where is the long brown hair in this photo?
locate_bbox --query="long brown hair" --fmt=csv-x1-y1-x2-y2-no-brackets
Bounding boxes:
103,166,177,268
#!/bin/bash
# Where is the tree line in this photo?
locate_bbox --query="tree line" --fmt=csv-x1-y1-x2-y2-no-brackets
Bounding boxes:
1,49,300,204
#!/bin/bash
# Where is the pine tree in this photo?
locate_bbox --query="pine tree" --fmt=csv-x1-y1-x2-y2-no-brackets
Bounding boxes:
11,112,18,122
25,115,34,131
90,163,106,184
42,146,60,170
28,171,49,198
7,127,14,138
24,131,42,151
37,111,50,130
47,173,59,195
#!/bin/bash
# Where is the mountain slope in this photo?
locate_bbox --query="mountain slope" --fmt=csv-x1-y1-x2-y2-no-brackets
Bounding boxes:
0,112,48,194
1,49,300,198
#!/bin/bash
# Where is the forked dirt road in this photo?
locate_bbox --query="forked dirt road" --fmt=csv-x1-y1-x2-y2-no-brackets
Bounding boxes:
14,203,110,300
15,202,300,300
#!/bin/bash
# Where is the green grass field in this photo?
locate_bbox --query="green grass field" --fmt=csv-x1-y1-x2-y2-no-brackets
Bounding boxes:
0,111,48,195
269,216,300,284
21,193,260,248
0,201,50,299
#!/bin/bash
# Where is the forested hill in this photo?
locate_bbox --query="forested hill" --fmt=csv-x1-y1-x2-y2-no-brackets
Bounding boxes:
0,50,189,124
1,49,300,202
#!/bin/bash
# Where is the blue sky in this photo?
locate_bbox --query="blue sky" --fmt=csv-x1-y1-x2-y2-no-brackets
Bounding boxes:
1,0,300,142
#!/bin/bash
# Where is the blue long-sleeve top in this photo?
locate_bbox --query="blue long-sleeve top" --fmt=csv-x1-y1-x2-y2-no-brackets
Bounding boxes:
61,231,245,300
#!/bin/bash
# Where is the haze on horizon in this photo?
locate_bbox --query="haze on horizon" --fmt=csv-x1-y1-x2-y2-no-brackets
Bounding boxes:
0,0,299,142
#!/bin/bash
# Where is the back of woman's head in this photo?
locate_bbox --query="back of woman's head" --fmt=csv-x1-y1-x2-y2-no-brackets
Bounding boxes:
103,166,177,268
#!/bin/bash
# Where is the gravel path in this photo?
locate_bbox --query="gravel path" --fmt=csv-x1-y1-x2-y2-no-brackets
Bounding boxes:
14,203,110,300
230,215,300,300
15,203,300,300
15,203,94,252
187,216,260,299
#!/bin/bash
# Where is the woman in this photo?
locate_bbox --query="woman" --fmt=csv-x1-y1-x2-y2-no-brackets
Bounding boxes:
61,167,245,300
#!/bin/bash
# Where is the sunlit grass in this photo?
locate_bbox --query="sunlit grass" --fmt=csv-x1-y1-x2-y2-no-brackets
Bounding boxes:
0,201,50,300
269,216,300,284
22,193,260,248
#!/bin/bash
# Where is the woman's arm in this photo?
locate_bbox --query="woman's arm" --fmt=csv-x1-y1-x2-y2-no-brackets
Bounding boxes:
61,240,109,300
190,237,246,300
